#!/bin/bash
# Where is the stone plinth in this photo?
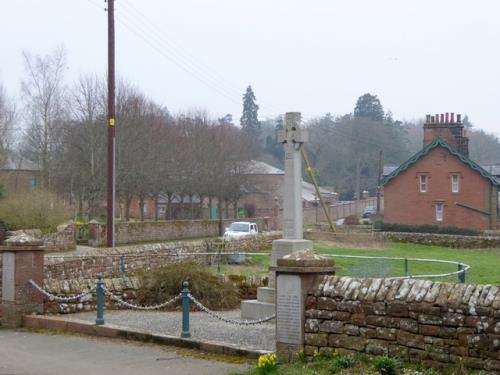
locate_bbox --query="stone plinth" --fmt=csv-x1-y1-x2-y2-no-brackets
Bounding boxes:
241,239,313,319
275,250,335,362
1,234,44,327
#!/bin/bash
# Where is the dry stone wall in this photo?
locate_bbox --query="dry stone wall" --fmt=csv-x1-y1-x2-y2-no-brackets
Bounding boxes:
377,232,500,249
7,224,76,252
88,218,272,246
305,276,500,373
39,233,278,313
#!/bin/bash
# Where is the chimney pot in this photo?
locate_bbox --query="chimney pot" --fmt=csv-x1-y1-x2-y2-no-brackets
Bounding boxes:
440,114,444,123
426,114,431,123
431,115,435,123
450,112,455,123
435,114,440,123
445,112,449,123
457,114,462,123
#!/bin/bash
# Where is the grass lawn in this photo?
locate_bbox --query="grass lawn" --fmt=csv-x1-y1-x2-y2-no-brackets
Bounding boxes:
314,241,500,285
241,241,500,285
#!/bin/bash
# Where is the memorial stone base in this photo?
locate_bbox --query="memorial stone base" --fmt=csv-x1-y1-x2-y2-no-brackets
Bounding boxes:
275,251,335,362
240,239,313,320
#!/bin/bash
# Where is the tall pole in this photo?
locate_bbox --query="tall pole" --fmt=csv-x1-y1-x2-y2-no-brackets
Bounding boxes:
106,0,116,247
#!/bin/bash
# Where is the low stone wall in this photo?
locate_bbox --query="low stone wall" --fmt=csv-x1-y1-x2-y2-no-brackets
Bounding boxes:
8,223,76,252
88,218,272,247
305,276,500,373
45,233,279,282
39,233,278,313
306,230,500,249
377,231,500,249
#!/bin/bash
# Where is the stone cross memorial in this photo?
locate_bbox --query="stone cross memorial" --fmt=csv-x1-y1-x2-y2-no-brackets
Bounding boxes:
241,112,313,320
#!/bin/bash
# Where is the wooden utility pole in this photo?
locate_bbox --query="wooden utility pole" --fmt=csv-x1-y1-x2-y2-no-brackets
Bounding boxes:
376,150,383,213
106,0,116,247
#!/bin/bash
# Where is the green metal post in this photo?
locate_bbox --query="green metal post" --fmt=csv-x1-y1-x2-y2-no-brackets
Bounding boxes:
181,281,191,338
458,264,465,283
96,273,105,325
404,258,409,277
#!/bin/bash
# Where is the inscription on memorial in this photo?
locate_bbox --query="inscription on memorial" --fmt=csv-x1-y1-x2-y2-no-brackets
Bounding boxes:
276,274,303,344
2,252,15,302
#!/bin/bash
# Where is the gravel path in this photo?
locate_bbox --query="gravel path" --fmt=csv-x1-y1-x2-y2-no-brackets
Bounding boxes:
67,309,275,351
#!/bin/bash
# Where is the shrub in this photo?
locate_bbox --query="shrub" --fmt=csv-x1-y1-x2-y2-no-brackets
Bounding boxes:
375,222,480,236
135,261,241,310
344,215,360,225
0,190,71,233
373,356,400,375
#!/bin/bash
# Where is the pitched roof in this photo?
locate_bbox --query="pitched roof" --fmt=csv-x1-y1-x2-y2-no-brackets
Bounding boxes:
382,138,500,186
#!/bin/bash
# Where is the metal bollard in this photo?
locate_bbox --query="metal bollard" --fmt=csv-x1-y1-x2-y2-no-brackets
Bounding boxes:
458,264,466,283
181,281,191,338
404,258,409,277
96,273,105,325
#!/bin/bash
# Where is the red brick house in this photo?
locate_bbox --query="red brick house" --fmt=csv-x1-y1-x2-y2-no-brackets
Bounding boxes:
383,113,500,231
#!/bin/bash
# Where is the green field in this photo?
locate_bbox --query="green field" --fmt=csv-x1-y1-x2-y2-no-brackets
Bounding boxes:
315,242,500,285
240,242,500,285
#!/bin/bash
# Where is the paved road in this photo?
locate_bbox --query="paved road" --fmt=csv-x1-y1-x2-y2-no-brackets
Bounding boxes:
0,330,250,375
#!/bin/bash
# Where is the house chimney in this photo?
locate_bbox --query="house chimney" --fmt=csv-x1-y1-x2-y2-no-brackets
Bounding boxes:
423,112,469,156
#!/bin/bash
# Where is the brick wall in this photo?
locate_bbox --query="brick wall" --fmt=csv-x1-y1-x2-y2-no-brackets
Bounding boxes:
305,276,500,373
88,218,272,247
384,146,498,231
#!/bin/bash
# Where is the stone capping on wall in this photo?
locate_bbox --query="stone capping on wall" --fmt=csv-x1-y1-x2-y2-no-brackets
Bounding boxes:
305,276,500,373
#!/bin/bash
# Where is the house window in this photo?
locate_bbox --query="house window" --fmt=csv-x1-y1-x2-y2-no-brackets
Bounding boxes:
419,175,428,192
451,175,459,193
435,203,444,222
29,175,37,192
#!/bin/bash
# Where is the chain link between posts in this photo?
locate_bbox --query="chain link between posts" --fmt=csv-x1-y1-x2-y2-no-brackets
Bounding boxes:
28,279,96,302
103,287,181,310
187,293,275,325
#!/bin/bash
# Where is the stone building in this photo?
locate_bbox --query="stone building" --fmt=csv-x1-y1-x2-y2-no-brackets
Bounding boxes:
383,113,500,231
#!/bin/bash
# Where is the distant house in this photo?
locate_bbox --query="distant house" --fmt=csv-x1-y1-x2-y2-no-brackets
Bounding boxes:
0,157,40,197
124,160,338,221
383,113,500,231
237,160,338,217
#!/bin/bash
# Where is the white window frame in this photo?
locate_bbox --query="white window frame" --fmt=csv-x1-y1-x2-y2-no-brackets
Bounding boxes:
451,175,459,193
419,175,428,193
435,203,444,222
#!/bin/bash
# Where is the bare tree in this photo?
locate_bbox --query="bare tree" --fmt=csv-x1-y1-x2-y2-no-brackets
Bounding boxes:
53,74,106,219
0,83,16,168
20,46,67,189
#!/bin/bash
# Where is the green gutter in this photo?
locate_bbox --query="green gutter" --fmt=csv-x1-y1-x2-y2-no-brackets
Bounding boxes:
455,202,491,217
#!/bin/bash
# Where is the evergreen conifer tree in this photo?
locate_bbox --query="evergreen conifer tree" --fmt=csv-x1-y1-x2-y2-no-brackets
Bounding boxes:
240,85,261,149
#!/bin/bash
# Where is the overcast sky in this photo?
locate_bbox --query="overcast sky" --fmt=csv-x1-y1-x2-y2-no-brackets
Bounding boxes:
2,0,499,135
